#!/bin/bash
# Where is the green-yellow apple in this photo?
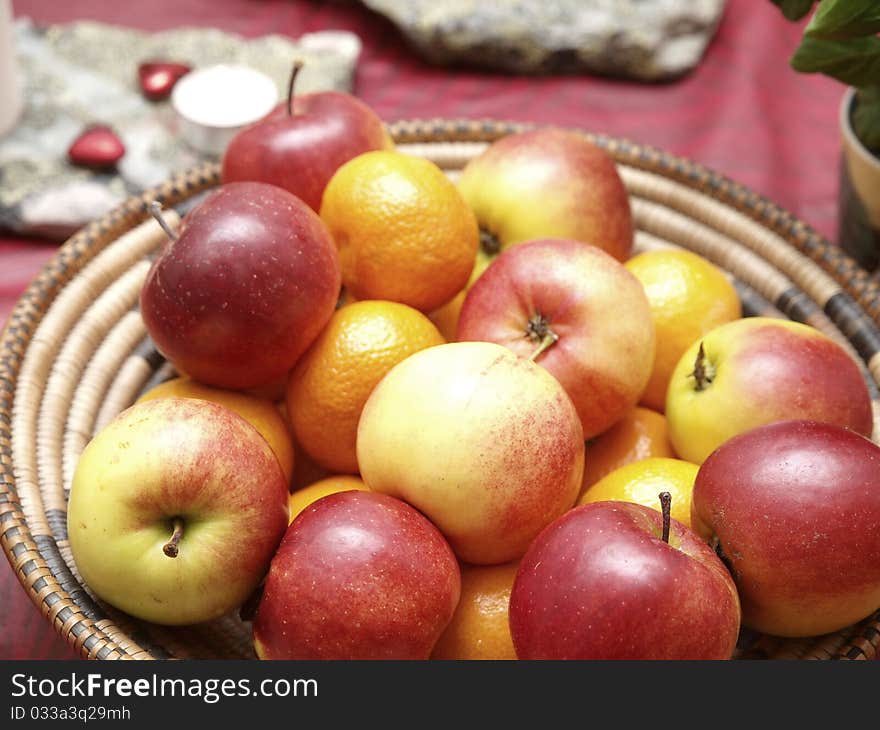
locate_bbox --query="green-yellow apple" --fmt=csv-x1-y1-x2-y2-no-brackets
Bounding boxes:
67,397,290,625
253,490,460,659
666,317,874,464
356,341,585,565
692,419,880,637
456,127,633,263
456,238,655,440
509,499,741,659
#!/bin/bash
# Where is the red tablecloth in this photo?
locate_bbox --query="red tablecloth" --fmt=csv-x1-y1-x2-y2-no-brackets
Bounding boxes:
0,0,844,659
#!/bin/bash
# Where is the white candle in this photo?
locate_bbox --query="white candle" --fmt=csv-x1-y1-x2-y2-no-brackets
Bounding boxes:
171,64,279,157
0,0,23,138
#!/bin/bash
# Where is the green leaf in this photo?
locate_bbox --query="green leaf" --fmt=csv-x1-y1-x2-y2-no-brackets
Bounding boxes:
852,86,880,151
770,0,816,22
791,35,880,87
806,0,880,40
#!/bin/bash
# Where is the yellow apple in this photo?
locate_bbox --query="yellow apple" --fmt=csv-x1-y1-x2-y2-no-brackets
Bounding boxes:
356,341,585,565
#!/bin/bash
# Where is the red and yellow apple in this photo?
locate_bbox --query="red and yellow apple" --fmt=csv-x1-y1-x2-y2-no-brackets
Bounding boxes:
456,238,655,440
253,490,460,659
67,397,290,625
509,500,741,659
136,376,295,485
357,341,585,565
666,317,874,464
456,127,633,262
692,419,880,637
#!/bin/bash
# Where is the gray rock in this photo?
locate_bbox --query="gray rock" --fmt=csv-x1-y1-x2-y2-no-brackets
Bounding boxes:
361,0,728,80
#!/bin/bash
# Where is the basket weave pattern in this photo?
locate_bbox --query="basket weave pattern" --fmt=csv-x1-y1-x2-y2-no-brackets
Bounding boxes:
2,120,879,660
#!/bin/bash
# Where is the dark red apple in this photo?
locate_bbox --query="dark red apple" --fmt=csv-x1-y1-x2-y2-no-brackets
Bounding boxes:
456,238,655,440
509,500,741,660
140,182,341,390
221,63,392,212
692,419,880,638
252,490,461,660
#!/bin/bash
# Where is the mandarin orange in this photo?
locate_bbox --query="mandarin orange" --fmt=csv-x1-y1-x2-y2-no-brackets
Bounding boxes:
287,299,445,473
581,406,675,492
431,561,519,660
320,150,479,312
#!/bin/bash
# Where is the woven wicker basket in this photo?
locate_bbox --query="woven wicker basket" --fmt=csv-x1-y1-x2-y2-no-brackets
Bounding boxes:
2,119,880,661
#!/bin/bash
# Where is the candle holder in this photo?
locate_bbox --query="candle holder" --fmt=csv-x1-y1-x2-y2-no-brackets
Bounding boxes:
171,64,279,157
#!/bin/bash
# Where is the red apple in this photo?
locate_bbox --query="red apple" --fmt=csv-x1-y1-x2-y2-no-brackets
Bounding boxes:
456,127,633,264
509,499,741,660
692,419,880,638
252,491,461,659
221,63,392,212
140,182,341,390
666,317,875,464
456,238,655,440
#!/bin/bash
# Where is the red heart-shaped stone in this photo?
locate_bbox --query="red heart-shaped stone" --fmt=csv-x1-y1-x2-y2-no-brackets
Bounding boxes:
67,125,125,169
138,61,192,101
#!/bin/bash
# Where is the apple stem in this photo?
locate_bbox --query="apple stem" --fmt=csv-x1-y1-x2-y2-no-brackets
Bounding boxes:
162,518,184,558
286,60,304,117
528,332,558,361
149,201,178,242
690,342,714,391
479,229,501,256
659,492,671,543
525,313,559,361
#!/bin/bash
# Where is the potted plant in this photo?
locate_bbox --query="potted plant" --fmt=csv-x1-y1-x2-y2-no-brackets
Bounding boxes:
771,1,880,274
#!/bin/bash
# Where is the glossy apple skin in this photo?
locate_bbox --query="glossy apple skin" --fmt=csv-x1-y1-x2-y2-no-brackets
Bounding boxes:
252,491,461,659
67,398,290,626
221,92,392,212
140,182,341,390
456,238,655,440
136,376,295,486
456,127,633,262
692,419,880,637
509,501,741,660
357,342,585,565
666,317,874,464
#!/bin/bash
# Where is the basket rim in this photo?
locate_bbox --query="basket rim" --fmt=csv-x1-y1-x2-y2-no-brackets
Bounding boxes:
2,117,879,660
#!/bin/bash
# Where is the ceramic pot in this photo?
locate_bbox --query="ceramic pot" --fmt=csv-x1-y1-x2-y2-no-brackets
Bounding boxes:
838,87,880,275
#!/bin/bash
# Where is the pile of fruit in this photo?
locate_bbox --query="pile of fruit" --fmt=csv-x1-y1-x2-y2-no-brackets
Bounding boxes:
66,77,880,660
